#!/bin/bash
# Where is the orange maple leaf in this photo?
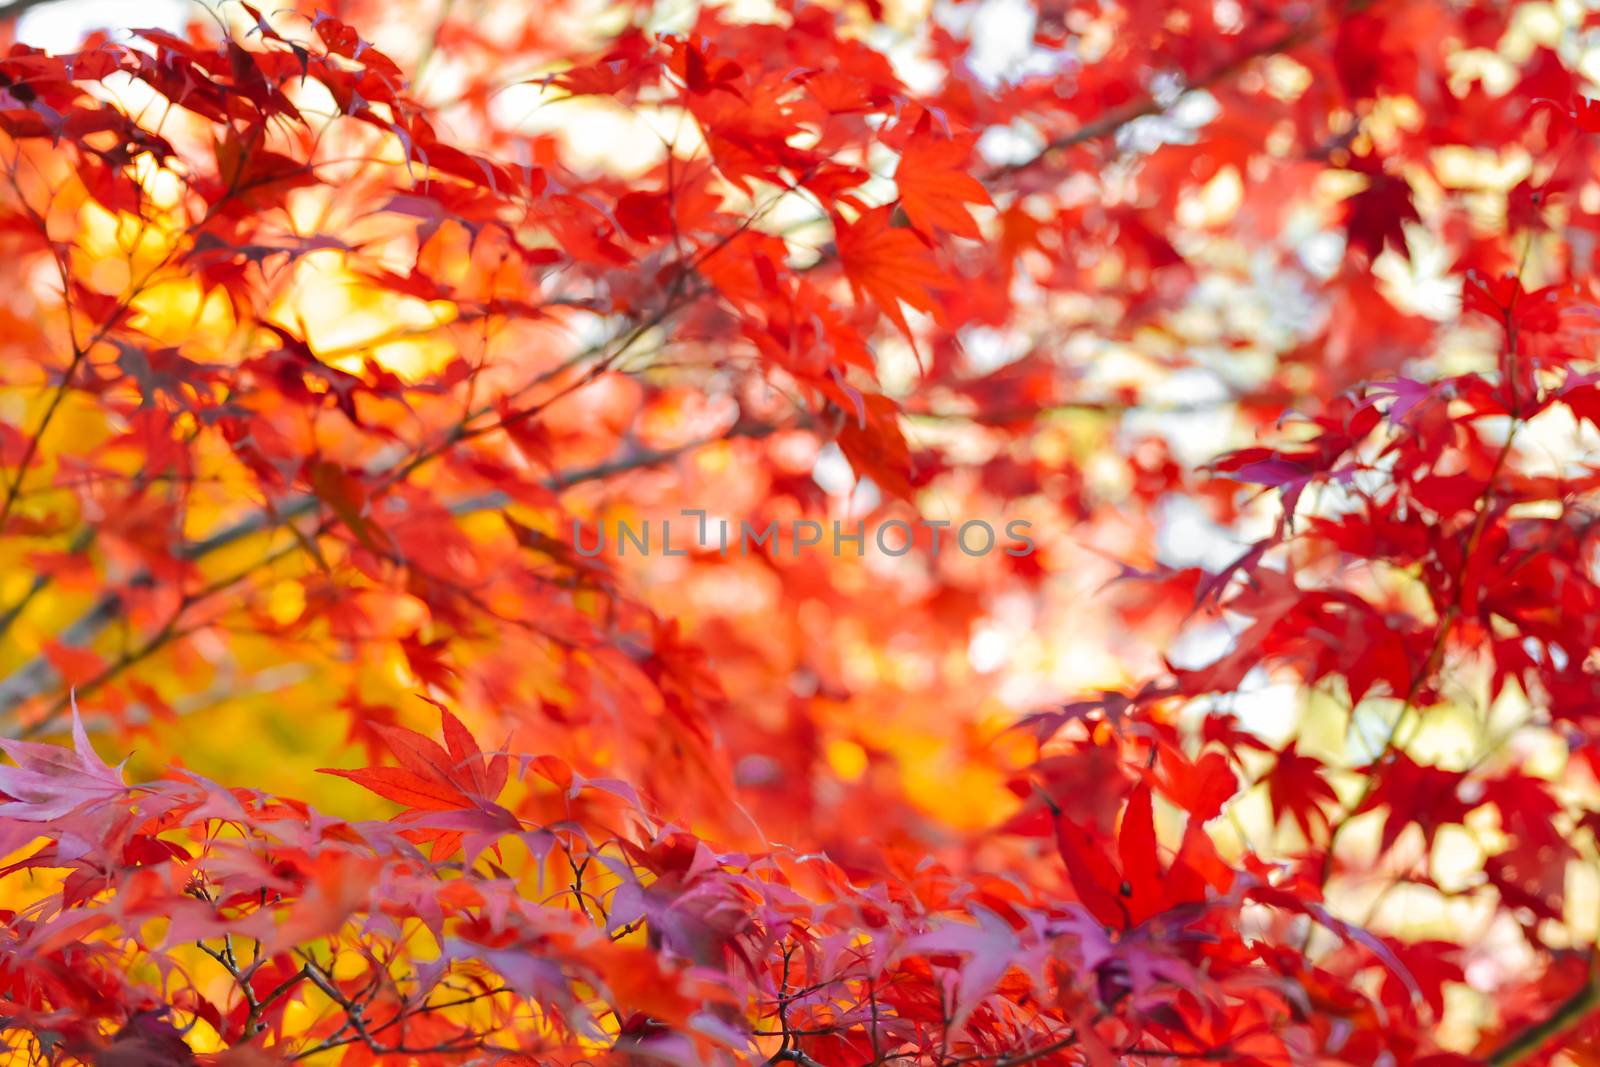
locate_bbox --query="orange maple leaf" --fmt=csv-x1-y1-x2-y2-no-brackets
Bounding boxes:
40,639,107,687
893,115,991,238
837,204,950,341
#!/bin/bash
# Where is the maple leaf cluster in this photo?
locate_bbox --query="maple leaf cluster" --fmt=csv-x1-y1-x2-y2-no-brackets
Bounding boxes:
1,0,1600,1064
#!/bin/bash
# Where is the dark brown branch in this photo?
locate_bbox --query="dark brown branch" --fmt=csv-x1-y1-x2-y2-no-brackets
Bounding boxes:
293,956,494,1060
0,0,76,22
1486,953,1600,1067
985,0,1378,182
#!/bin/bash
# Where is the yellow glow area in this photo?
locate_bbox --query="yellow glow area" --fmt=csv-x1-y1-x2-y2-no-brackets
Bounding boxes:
75,199,183,276
266,251,459,381
1177,166,1243,229
825,737,869,782
1262,56,1313,99
267,579,306,625
0,837,62,915
1432,824,1489,894
1430,146,1531,192
1506,1,1567,53
1363,96,1425,152
695,440,737,474
131,277,239,351
133,154,186,211
903,745,1015,830
70,194,247,356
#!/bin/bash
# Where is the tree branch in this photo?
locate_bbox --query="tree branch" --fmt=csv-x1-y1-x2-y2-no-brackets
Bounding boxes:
985,0,1378,182
1486,953,1600,1067
0,0,70,21
0,419,781,732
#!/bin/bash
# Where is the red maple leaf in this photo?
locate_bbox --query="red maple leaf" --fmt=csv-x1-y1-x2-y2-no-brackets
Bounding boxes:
837,205,950,341
893,113,991,239
1263,742,1340,842
1343,156,1420,260
320,702,512,861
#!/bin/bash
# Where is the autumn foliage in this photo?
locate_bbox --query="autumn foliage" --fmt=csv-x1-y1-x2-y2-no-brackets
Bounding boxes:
4,0,1600,1062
